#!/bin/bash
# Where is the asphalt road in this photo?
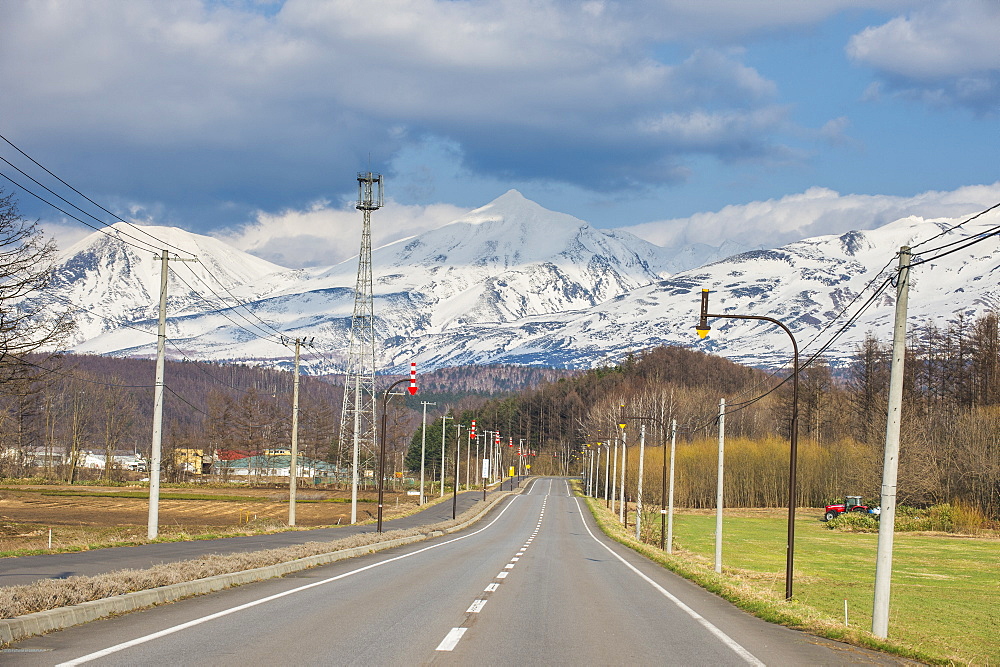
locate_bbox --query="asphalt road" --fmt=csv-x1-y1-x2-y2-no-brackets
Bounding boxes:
2,478,905,665
0,483,518,589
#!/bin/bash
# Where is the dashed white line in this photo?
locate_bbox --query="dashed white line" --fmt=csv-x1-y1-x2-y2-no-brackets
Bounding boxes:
467,600,487,613
436,628,467,651
504,563,515,569
57,496,525,666
484,583,499,592
497,571,509,578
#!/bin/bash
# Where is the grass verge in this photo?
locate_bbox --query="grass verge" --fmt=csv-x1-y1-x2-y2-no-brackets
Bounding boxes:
579,493,957,665
0,492,506,619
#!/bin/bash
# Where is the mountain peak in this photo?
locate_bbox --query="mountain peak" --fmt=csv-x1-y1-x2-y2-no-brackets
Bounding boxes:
462,189,568,226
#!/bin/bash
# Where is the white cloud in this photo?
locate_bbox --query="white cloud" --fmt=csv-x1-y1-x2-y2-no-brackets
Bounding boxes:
0,0,804,212
618,182,1000,250
215,199,470,268
847,0,1000,111
40,222,93,255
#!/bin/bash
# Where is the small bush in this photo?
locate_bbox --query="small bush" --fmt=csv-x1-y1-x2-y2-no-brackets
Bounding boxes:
826,512,879,532
951,501,988,534
829,503,993,534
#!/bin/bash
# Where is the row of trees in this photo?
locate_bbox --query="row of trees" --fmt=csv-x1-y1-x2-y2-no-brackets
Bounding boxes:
458,325,999,518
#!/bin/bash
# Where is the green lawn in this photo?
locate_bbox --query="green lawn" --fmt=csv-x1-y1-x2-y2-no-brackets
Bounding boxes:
670,510,999,664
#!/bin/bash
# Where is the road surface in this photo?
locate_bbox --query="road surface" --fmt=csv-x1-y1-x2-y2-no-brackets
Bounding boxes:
2,478,903,665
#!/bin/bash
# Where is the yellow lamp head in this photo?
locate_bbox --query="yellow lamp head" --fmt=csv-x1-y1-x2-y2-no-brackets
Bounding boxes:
696,288,711,338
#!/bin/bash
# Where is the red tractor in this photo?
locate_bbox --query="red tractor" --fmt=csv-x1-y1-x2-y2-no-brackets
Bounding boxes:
824,496,879,521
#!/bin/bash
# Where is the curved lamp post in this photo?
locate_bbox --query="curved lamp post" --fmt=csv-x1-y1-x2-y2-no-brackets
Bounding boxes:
697,288,799,600
376,374,418,533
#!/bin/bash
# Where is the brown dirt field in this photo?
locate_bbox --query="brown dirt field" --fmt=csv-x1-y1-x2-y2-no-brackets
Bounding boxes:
0,486,416,532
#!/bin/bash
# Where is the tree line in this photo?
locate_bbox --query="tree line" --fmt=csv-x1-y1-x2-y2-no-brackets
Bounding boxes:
457,324,1000,519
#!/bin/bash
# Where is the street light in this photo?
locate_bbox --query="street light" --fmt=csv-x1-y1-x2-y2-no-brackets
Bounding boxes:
698,288,800,600
376,373,418,533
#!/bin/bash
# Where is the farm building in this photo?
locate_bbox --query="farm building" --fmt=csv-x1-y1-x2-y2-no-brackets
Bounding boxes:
212,454,344,480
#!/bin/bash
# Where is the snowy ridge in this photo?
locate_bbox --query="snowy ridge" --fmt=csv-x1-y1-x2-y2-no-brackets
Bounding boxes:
24,194,1000,372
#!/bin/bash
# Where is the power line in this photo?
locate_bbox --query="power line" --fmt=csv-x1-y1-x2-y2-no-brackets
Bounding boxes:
910,224,1000,268
173,261,287,343
0,170,158,255
909,200,1000,251
0,133,193,256
6,353,155,389
167,268,285,345
0,139,346,369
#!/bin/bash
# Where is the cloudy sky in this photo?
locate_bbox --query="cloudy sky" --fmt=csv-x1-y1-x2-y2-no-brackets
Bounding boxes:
1,0,998,267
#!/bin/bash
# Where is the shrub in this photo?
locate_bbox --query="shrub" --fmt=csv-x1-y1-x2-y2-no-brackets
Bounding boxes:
951,501,989,534
826,512,879,532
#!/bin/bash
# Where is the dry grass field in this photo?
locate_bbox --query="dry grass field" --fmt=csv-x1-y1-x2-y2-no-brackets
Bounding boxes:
0,484,421,554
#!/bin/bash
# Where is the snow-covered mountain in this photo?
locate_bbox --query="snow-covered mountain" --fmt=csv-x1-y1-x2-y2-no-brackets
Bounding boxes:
25,191,1000,372
30,191,672,370
384,214,1000,370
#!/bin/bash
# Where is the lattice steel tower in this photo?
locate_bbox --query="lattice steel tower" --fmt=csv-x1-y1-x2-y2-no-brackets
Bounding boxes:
339,172,382,524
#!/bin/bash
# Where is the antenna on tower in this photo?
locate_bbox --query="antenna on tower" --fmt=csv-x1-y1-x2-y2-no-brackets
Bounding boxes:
339,170,383,525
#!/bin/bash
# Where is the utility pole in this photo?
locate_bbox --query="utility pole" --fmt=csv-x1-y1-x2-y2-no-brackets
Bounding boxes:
873,247,911,638
715,398,726,574
467,420,476,490
453,423,463,519
619,429,627,525
635,424,646,541
284,336,313,526
604,443,610,504
148,250,196,541
667,418,677,554
440,415,452,497
611,436,618,516
420,401,436,505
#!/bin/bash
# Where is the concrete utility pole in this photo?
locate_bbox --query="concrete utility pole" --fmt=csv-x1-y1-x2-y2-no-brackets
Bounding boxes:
635,424,646,541
147,250,195,541
667,419,677,554
289,339,301,526
610,436,618,516
440,415,452,497
715,398,726,574
420,401,436,505
453,423,463,519
619,429,627,524
873,246,911,638
286,337,313,527
604,442,610,504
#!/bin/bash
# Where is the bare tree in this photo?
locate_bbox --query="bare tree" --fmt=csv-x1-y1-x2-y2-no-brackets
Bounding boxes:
99,378,135,482
0,187,73,383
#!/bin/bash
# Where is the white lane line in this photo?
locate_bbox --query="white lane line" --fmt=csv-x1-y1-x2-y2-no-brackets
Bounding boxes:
504,563,515,569
485,583,499,592
511,557,520,561
57,497,524,666
467,600,487,613
572,497,764,667
436,628,467,651
497,572,508,578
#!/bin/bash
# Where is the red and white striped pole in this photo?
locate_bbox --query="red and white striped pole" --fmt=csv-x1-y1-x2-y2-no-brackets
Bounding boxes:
408,362,418,395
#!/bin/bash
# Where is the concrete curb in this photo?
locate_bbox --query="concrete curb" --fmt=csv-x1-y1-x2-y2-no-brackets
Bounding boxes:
0,487,522,645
